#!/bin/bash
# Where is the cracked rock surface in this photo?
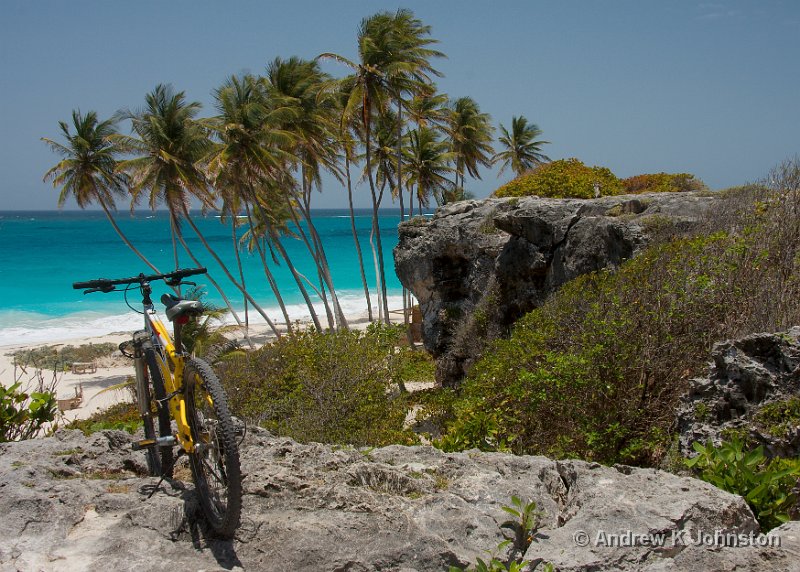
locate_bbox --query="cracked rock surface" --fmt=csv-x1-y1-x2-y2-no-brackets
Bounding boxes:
393,192,718,386
2,427,799,571
677,328,800,458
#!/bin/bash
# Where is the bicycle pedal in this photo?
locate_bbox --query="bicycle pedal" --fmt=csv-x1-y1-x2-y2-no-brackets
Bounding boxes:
132,436,176,450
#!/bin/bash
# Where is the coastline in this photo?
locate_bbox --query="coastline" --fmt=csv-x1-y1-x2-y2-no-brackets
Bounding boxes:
0,306,409,424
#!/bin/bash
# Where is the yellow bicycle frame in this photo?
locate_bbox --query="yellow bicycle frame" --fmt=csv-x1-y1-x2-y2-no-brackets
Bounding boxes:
146,310,197,453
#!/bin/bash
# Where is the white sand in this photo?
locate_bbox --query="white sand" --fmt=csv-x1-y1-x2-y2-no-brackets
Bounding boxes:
0,309,412,424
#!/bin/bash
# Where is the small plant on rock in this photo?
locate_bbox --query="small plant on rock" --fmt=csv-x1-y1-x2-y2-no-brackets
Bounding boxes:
501,496,545,554
450,496,552,572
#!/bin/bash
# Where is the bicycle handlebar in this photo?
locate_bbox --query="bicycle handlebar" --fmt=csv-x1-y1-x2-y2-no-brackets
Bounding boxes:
72,267,207,291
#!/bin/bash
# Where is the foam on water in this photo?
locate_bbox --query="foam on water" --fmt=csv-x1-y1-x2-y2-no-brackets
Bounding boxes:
0,209,423,347
0,292,408,347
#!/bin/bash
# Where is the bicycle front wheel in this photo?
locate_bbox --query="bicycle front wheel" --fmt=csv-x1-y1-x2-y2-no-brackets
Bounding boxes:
183,358,242,538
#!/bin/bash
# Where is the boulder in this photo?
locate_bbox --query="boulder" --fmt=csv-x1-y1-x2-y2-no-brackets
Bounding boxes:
677,328,800,458
2,428,798,571
394,192,718,387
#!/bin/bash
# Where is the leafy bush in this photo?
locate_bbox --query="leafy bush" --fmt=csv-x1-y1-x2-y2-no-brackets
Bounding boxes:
438,163,800,465
686,439,800,530
494,158,623,199
65,401,141,435
12,343,116,371
754,397,800,438
217,324,418,447
622,172,706,194
1,381,58,442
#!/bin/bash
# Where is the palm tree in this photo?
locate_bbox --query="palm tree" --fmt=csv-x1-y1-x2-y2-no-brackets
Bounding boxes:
403,126,455,212
264,57,349,330
380,10,445,223
493,115,550,177
42,110,162,274
446,96,495,198
320,9,443,324
120,84,280,336
335,79,373,322
206,74,295,333
407,88,449,129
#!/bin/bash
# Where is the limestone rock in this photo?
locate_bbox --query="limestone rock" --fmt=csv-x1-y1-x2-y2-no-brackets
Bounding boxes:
2,427,797,571
394,192,717,386
677,328,800,458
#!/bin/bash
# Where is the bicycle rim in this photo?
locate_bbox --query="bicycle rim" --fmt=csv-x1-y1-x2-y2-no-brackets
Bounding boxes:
184,358,242,538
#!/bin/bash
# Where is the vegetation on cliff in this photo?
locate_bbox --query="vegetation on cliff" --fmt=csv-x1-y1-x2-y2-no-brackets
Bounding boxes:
494,160,707,200
622,172,706,194
494,158,623,199
439,159,800,467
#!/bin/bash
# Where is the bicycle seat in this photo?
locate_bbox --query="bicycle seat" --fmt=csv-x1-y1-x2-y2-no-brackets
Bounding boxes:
161,294,203,322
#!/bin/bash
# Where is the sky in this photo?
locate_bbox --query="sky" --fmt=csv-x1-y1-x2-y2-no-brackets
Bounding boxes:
1,0,798,210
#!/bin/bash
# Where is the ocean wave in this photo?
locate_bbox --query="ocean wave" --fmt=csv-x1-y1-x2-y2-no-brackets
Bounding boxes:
0,292,412,347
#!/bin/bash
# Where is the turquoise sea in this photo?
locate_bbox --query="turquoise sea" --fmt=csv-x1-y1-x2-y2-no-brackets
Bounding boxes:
0,209,414,346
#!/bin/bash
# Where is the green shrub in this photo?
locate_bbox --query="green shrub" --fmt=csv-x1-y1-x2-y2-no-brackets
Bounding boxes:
438,159,800,466
12,343,116,371
754,398,800,438
217,324,417,447
439,202,800,466
0,381,57,442
439,233,737,464
494,158,623,199
686,439,800,530
622,172,706,194
65,401,141,435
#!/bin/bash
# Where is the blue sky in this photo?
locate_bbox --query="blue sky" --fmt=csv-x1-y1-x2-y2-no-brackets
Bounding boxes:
1,0,798,210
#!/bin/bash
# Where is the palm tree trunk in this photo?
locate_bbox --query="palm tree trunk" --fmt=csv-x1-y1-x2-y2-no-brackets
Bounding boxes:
409,180,415,221
287,199,335,329
182,214,282,339
295,195,348,330
396,97,412,344
249,201,322,330
363,113,391,324
98,201,162,275
269,227,324,331
369,217,383,323
243,202,293,333
231,218,249,335
345,152,373,322
169,213,180,270
396,98,405,222
173,228,251,335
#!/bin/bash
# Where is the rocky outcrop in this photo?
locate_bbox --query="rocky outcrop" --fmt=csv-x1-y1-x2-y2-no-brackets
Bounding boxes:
677,328,800,458
2,428,799,571
394,192,718,386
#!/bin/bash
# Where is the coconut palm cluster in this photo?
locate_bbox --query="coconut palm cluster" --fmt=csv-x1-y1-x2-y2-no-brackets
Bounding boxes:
43,9,550,334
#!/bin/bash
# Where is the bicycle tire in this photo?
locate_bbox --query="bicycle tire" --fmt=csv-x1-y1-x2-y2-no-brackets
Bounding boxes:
183,358,242,538
144,342,174,477
137,369,162,477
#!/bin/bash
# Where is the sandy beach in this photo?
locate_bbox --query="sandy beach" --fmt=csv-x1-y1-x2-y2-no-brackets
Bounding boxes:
0,309,411,424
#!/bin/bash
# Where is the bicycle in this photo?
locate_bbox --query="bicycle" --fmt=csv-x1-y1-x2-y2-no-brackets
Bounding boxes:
73,267,242,538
